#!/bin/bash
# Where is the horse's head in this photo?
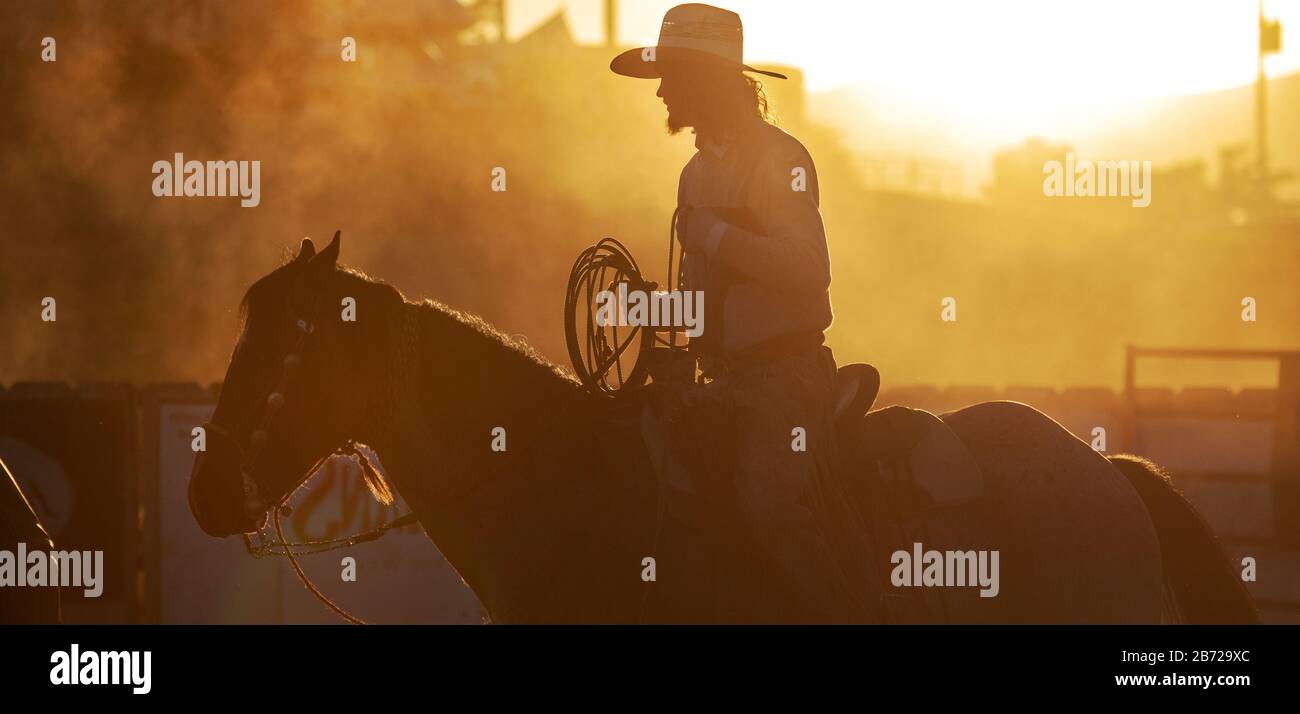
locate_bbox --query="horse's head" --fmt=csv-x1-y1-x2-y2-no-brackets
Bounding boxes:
189,231,396,537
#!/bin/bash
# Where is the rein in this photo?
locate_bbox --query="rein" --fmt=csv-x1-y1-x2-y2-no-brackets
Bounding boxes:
254,442,417,626
202,300,420,625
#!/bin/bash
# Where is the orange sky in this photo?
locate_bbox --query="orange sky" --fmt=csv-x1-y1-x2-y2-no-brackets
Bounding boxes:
511,0,1300,104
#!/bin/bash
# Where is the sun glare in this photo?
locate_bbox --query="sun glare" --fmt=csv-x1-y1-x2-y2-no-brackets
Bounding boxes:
518,0,1300,142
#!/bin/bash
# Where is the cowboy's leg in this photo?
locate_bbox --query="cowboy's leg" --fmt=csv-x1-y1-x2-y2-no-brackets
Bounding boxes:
727,348,862,622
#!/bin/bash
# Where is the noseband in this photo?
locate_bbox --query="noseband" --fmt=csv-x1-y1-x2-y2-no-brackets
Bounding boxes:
201,308,416,624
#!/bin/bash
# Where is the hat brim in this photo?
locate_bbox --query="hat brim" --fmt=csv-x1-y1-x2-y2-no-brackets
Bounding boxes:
610,46,787,80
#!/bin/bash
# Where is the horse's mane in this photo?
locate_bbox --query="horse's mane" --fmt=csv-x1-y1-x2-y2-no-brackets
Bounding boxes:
240,255,580,389
407,295,581,388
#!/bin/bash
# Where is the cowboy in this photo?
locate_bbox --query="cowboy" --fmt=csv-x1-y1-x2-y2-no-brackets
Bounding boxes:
611,3,869,622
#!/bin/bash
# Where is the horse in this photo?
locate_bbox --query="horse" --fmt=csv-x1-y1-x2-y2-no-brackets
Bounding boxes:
188,232,1258,624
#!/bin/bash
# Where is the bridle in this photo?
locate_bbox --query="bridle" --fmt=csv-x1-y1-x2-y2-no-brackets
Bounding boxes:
201,301,417,625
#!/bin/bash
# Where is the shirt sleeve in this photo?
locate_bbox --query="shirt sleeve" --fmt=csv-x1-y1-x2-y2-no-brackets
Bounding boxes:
706,141,831,297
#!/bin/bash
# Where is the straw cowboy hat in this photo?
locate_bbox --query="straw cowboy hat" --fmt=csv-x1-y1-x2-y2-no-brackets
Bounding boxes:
610,3,787,80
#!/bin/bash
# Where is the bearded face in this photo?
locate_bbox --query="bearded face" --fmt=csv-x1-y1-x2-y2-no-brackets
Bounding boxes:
655,63,766,137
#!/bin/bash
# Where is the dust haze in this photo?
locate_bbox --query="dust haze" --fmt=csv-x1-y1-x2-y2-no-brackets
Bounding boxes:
2,1,1296,391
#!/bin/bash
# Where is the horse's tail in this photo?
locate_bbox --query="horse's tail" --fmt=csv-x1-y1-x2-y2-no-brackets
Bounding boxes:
1109,454,1260,624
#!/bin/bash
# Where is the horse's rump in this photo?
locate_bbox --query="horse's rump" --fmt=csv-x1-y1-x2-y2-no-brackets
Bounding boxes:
941,401,1164,623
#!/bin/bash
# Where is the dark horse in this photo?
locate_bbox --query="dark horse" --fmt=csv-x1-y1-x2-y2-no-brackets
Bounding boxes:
189,233,1258,624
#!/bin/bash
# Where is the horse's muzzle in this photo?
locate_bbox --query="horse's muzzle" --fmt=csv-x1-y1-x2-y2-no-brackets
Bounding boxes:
189,448,258,538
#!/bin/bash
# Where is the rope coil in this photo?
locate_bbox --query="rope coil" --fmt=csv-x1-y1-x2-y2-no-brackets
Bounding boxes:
564,208,691,396
564,236,655,395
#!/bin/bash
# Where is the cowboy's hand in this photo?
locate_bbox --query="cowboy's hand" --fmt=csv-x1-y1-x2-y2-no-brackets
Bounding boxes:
678,207,727,255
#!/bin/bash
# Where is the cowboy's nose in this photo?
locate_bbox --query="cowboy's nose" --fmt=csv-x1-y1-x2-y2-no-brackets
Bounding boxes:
656,80,666,98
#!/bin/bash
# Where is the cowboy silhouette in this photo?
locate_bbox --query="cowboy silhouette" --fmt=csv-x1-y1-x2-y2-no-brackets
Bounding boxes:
612,4,864,621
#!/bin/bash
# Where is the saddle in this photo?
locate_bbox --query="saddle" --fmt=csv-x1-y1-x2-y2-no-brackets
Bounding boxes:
638,363,1005,623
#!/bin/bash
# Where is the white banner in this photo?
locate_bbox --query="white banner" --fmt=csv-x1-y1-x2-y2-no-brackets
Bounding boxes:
157,403,480,624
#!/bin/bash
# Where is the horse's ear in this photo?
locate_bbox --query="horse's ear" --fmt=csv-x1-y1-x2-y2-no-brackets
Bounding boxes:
308,230,340,273
295,238,316,262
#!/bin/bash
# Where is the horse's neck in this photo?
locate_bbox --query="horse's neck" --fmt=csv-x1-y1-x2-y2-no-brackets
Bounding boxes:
372,300,592,620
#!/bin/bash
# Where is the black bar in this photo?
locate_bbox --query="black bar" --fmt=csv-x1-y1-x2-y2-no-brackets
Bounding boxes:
0,625,1289,700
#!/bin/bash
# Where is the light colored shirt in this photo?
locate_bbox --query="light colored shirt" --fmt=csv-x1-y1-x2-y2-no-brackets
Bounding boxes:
676,119,834,355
